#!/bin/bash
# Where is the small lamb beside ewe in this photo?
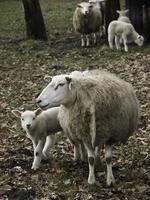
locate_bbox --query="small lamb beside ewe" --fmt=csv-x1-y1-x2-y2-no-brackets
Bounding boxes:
12,107,62,170
36,70,139,185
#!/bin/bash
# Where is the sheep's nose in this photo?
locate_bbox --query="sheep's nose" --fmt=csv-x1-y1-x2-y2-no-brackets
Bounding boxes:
85,11,88,15
26,124,31,129
36,99,42,104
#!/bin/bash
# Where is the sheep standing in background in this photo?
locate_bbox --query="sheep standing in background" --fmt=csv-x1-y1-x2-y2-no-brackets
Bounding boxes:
108,20,144,52
36,71,139,185
12,107,62,170
117,9,131,23
73,2,102,47
89,0,106,37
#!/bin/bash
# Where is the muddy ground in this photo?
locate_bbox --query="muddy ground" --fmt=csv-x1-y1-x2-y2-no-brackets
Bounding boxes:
0,0,150,199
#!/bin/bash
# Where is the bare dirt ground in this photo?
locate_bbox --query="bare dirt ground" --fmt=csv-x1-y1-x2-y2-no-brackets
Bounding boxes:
0,0,150,199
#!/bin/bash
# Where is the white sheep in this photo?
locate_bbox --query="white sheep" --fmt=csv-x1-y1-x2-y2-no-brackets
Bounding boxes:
108,20,144,52
117,9,131,23
12,107,62,170
36,71,139,185
73,2,102,47
89,0,106,37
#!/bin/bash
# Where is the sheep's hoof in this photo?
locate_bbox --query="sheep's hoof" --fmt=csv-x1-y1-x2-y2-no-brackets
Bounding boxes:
106,176,115,187
88,176,96,185
31,165,39,170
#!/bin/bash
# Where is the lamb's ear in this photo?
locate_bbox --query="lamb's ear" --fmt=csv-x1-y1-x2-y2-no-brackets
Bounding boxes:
12,110,22,118
125,9,129,13
65,76,72,90
35,108,43,116
116,10,121,14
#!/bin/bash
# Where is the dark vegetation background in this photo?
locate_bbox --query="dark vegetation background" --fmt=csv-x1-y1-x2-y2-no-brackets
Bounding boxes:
0,0,149,199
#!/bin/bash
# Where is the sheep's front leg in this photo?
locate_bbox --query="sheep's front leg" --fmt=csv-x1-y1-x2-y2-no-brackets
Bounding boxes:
32,138,46,170
84,143,96,184
42,135,56,159
81,34,85,47
105,145,115,186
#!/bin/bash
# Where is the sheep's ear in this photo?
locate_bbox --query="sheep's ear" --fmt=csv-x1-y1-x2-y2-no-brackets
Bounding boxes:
65,76,72,83
125,9,129,13
35,108,43,116
12,110,22,118
77,4,82,8
65,76,72,90
116,10,120,14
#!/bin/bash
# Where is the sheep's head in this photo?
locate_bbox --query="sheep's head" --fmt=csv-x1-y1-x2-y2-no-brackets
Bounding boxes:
117,9,129,17
12,108,42,132
77,2,94,16
36,75,76,109
135,35,144,47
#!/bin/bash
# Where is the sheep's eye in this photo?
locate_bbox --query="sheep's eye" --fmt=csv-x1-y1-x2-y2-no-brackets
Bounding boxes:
21,118,24,121
55,83,65,90
33,117,35,120
89,5,93,8
77,5,82,8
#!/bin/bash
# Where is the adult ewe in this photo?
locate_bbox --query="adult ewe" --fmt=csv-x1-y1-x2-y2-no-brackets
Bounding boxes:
36,71,139,185
108,20,144,51
73,2,102,47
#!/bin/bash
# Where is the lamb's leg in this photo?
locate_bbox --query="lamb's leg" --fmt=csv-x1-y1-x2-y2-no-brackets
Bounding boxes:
84,143,96,184
115,35,121,50
32,138,46,170
81,34,85,47
93,33,97,45
122,34,128,52
86,35,90,47
42,135,56,159
108,33,114,49
105,144,115,186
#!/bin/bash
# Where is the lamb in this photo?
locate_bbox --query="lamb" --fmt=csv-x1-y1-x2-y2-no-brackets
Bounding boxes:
12,107,62,170
117,9,131,23
108,20,144,52
73,2,102,47
36,70,139,185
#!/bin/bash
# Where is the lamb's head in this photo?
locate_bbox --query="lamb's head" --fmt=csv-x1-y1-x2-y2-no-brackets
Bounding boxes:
12,108,42,132
36,75,77,109
117,9,129,17
77,2,94,16
134,35,144,47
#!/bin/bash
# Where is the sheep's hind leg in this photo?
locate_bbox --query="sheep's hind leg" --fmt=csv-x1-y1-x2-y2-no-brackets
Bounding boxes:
42,135,56,159
115,35,121,50
32,138,46,170
81,34,85,47
84,143,96,185
93,33,97,46
105,144,115,186
86,35,90,47
108,33,114,49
